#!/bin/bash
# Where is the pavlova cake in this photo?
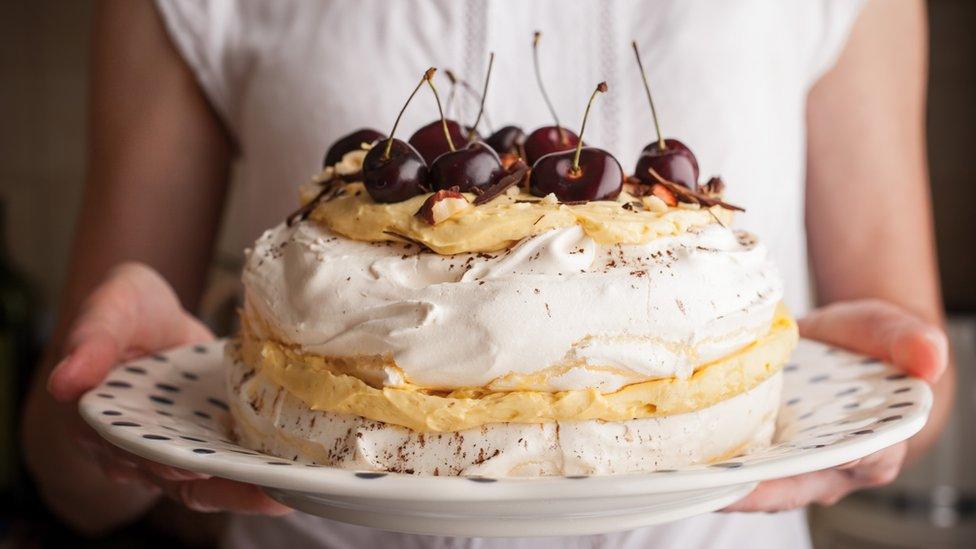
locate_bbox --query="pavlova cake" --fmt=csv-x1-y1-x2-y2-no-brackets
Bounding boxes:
227,54,797,477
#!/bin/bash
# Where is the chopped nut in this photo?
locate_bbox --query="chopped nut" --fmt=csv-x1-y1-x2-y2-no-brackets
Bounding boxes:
334,149,368,176
702,176,726,196
649,183,678,207
415,190,472,225
499,153,521,170
540,193,559,205
641,194,669,213
311,166,335,185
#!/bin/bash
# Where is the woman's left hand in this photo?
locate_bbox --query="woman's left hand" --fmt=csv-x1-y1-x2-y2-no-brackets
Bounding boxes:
724,299,948,512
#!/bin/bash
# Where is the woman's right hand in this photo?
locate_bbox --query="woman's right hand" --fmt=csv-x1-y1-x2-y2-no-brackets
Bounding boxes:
46,262,291,516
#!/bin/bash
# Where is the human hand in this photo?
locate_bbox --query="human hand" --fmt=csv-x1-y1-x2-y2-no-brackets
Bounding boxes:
724,299,948,512
47,262,290,515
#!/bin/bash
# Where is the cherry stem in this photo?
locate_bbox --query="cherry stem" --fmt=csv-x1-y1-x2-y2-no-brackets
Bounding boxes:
447,70,495,133
384,68,435,160
445,70,459,119
571,82,607,173
533,31,565,143
646,166,669,184
631,41,665,151
425,69,456,152
468,52,495,141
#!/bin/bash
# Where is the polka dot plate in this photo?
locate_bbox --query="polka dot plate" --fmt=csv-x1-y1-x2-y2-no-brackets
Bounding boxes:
79,338,931,537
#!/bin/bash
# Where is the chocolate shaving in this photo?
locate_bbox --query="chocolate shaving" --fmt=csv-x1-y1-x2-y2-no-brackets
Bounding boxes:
286,181,344,226
558,200,588,206
382,230,431,252
629,172,743,211
658,180,744,212
473,162,530,205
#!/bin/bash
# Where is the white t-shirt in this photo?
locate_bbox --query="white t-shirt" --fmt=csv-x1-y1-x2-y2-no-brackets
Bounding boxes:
155,1,864,547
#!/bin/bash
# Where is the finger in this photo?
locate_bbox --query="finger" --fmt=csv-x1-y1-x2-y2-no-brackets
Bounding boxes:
139,459,212,482
49,331,122,402
73,421,212,482
722,469,855,512
161,477,292,516
798,299,948,382
48,262,215,401
723,444,907,513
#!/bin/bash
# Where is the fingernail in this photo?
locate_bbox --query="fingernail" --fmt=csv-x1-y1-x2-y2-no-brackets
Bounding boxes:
923,330,949,378
47,355,75,401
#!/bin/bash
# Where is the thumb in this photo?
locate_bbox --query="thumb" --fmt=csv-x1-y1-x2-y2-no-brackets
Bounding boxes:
799,299,948,383
48,263,213,402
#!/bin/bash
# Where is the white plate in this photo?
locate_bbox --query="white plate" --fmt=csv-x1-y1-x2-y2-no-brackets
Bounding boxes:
80,339,931,537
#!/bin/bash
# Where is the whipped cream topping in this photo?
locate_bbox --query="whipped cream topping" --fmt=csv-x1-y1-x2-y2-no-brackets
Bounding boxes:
242,220,783,392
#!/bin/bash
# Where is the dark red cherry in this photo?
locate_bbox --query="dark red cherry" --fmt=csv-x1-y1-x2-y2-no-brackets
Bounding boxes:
634,138,699,189
362,139,428,203
323,128,385,168
485,125,526,156
530,148,622,202
530,82,620,202
408,120,469,165
524,126,580,165
428,141,504,192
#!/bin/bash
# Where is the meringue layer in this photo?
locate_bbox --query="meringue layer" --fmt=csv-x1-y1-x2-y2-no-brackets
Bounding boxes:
242,220,785,393
228,352,782,476
233,308,796,433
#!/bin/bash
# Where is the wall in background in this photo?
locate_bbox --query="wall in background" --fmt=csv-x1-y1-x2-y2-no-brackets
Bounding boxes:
0,0,92,317
928,0,976,312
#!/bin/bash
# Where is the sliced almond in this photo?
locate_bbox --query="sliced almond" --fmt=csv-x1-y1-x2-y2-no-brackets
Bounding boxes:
415,190,472,225
641,194,669,213
649,183,678,207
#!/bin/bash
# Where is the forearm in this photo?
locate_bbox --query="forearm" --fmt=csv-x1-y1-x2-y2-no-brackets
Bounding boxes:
805,0,951,462
23,0,232,533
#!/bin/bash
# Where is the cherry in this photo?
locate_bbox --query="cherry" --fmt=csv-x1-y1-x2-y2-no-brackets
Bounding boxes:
630,41,700,189
524,126,580,165
485,125,526,156
363,140,428,202
408,119,469,165
323,128,385,168
362,69,435,203
524,31,581,165
428,53,504,192
530,82,622,202
429,141,504,192
634,138,699,189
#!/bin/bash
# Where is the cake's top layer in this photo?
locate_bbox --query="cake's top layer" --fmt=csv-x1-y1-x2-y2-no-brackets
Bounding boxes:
297,148,736,256
304,182,733,255
242,216,783,392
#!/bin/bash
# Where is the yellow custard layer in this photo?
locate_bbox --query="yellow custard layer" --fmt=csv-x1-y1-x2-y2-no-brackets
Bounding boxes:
233,308,797,433
305,183,734,255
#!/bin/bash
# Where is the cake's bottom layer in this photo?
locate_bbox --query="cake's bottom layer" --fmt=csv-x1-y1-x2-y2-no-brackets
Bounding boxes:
227,355,782,476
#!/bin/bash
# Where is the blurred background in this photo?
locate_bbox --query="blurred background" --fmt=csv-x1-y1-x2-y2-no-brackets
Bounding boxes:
0,1,973,547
